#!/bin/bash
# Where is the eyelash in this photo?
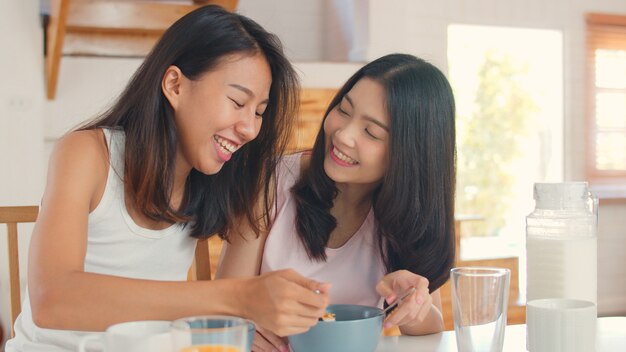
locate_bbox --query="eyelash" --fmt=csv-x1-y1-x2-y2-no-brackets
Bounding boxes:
365,128,379,140
337,106,380,140
230,98,244,108
231,98,264,119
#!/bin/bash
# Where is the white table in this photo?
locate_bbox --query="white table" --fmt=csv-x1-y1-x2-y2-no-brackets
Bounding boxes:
375,317,626,351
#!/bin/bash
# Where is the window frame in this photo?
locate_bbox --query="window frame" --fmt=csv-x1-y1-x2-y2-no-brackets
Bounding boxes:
586,13,626,188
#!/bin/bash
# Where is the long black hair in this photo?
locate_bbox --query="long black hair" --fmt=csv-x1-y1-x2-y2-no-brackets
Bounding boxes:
80,5,298,240
292,54,455,291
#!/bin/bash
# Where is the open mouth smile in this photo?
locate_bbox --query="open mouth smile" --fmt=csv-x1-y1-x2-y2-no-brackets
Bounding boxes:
214,135,239,161
330,145,359,165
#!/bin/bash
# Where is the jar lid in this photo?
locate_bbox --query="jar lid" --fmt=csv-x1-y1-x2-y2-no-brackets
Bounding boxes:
533,182,590,209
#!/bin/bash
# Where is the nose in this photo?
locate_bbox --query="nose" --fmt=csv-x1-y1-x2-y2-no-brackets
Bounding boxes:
334,121,357,148
234,110,260,142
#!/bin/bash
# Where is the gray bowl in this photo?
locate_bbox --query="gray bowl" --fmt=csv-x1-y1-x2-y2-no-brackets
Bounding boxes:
288,304,383,352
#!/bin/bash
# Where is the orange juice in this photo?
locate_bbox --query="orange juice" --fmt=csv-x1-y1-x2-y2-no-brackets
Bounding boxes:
180,346,240,352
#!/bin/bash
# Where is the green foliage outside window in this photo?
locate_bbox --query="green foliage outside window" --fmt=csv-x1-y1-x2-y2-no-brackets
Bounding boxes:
455,51,538,237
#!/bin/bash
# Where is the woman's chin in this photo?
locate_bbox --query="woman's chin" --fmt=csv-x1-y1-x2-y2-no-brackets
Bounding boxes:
196,160,224,176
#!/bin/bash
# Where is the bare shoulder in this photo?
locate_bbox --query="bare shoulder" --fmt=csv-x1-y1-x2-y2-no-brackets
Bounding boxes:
47,129,109,207
51,129,108,169
54,129,106,154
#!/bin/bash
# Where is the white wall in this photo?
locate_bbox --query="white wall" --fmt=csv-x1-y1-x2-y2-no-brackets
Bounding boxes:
0,1,45,203
2,0,626,341
0,0,45,342
236,0,327,60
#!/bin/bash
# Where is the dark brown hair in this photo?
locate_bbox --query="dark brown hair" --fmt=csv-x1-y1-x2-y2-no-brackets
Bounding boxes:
79,5,298,239
292,54,456,291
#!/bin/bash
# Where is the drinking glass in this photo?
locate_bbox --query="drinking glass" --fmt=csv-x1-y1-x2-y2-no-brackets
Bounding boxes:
171,316,249,352
451,267,510,352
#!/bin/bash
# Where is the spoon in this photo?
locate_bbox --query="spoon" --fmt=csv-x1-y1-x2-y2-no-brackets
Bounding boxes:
313,289,333,322
381,287,416,316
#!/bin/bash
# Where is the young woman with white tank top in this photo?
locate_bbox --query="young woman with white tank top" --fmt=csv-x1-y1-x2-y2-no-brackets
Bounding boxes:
5,6,330,352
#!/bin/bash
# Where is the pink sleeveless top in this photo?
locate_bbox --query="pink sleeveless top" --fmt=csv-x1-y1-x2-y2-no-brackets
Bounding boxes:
261,153,386,307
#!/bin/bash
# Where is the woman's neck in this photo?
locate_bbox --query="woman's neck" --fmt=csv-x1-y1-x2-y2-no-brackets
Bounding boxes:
327,183,375,249
172,153,192,210
334,182,377,212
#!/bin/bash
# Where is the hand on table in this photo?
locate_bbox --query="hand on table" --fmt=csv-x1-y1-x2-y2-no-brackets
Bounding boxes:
376,270,431,328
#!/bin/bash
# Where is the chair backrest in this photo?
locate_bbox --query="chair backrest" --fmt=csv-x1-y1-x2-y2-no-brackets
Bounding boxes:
0,206,38,337
189,236,223,281
190,238,212,281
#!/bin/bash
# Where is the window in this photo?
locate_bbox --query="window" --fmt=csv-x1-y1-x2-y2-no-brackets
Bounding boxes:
448,25,563,255
586,14,626,185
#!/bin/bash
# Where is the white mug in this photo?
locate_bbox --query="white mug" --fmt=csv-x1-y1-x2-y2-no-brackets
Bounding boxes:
526,298,596,352
78,320,172,352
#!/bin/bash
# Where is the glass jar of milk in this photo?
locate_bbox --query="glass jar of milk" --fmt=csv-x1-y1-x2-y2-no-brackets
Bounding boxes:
526,182,598,304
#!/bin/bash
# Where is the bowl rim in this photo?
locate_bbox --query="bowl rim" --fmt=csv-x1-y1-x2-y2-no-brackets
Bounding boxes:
315,303,384,325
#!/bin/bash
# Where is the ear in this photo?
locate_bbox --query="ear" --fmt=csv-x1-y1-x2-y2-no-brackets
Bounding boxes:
162,65,184,110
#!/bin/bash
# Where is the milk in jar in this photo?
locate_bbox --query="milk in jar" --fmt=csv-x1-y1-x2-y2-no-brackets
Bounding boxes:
525,182,597,304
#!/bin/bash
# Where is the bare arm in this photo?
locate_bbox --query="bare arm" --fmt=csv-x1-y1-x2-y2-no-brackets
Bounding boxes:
215,218,267,279
28,131,328,335
217,182,321,351
216,211,286,352
216,161,279,280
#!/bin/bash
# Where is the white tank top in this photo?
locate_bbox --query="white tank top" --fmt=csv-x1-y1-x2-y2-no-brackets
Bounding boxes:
260,153,386,308
6,128,197,352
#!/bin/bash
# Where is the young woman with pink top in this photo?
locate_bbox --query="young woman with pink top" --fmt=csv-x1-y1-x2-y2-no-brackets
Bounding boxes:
218,53,456,351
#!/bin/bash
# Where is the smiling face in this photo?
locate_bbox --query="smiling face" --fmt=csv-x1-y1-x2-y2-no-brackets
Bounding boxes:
163,52,271,175
323,77,390,186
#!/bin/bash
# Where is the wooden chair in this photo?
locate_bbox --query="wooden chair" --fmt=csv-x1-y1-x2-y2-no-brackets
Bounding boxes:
0,206,39,337
189,236,225,281
190,238,212,281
